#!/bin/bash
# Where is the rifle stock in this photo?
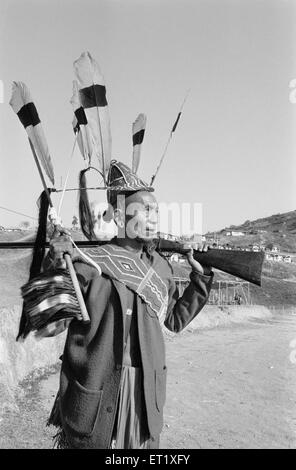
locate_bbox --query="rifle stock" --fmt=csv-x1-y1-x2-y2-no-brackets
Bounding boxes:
156,239,264,286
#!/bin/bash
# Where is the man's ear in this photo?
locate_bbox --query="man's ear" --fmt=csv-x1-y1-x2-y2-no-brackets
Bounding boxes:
113,208,122,226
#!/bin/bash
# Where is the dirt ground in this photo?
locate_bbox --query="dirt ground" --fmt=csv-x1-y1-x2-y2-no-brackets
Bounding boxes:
0,311,296,449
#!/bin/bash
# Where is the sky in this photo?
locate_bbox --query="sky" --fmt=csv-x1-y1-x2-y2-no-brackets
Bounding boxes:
0,0,296,234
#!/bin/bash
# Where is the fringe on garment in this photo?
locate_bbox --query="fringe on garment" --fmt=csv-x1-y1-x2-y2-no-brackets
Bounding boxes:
52,429,70,449
17,189,52,340
47,391,62,428
20,270,81,335
47,392,70,449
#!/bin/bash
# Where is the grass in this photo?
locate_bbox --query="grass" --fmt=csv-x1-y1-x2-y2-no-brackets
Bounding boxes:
0,364,59,449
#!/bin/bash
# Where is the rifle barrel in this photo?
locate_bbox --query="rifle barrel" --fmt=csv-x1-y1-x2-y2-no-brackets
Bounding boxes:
157,239,265,286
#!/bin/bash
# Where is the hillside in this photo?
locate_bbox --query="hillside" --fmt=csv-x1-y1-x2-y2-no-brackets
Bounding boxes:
206,210,296,253
228,210,296,234
169,259,296,307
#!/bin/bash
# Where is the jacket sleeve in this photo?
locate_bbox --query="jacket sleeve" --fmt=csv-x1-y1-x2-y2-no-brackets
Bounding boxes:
164,270,213,333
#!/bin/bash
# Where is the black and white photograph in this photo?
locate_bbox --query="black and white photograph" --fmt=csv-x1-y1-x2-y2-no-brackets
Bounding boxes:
0,0,295,453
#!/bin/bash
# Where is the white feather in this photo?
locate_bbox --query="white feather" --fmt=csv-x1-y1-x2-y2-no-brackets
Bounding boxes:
73,52,112,177
70,80,94,166
9,81,55,185
132,113,146,173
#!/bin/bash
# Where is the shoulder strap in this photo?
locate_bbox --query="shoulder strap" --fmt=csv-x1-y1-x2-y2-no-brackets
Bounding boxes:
124,308,133,349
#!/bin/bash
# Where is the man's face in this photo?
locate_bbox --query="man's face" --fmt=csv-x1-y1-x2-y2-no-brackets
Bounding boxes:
121,191,159,241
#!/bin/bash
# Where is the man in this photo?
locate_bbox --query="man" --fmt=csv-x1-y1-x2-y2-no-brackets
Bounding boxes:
47,160,213,449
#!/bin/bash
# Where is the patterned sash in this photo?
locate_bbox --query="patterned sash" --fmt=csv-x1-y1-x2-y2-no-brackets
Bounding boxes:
84,244,168,319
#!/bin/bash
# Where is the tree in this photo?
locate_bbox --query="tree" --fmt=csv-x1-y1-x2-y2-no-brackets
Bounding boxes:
20,220,30,230
72,215,78,230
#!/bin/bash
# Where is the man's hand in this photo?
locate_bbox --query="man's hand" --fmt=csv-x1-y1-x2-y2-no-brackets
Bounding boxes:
182,243,212,276
49,226,73,269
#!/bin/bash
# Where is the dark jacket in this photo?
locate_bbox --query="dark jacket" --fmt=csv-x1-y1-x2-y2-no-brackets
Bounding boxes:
59,249,213,448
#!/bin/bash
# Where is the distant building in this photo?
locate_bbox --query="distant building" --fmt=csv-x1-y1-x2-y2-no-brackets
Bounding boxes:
266,253,291,263
271,246,279,253
275,255,283,262
191,233,202,244
225,230,245,237
205,237,216,245
157,232,178,241
284,255,292,263
170,253,179,263
180,233,202,245
168,233,178,241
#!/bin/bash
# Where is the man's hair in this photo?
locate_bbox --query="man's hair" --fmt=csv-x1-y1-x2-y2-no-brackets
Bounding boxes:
78,169,96,240
108,190,138,210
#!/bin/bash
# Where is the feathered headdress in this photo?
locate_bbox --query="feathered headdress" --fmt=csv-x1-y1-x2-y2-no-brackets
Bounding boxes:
9,82,55,185
73,51,112,182
10,82,90,339
132,113,147,174
71,80,93,167
72,52,112,239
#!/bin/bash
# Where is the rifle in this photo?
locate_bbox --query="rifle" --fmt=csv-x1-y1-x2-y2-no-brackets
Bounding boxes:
154,239,264,286
0,237,265,286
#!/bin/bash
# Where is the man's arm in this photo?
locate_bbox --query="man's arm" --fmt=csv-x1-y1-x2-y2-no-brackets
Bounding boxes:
164,246,213,333
42,229,74,271
39,232,84,337
164,270,213,333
